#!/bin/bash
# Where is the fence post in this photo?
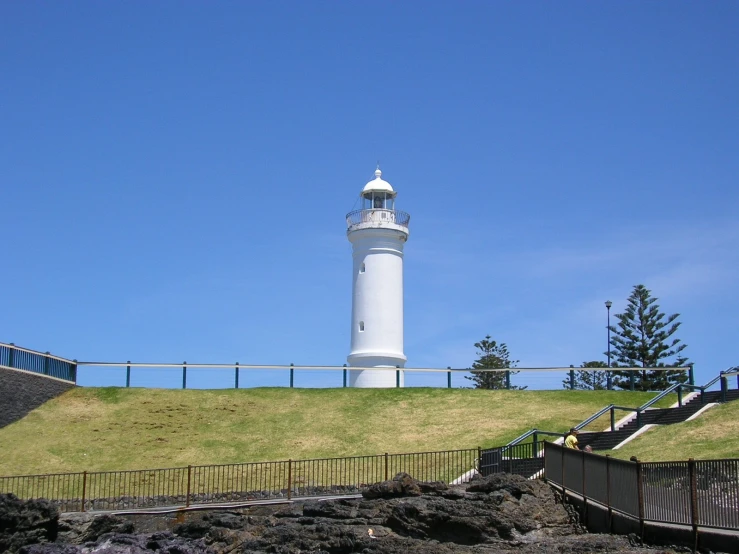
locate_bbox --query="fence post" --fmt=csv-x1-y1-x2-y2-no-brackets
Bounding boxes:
610,407,615,432
606,455,612,533
234,362,239,389
533,431,539,458
636,459,645,540
607,369,612,390
343,364,347,388
569,367,575,390
560,444,566,503
384,453,389,481
290,363,294,388
8,343,14,368
396,366,400,388
447,367,452,389
287,459,292,500
629,372,635,391
688,364,695,386
71,359,78,383
581,449,588,527
182,361,187,390
44,352,50,375
126,361,131,388
688,458,699,552
186,465,192,507
80,471,87,512
721,374,727,402
677,385,683,407
506,370,511,389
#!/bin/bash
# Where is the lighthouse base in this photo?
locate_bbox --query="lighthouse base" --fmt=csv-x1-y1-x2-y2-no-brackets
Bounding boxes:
347,354,406,388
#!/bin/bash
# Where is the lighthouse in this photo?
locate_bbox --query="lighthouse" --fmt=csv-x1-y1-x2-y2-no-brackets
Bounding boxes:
346,168,410,387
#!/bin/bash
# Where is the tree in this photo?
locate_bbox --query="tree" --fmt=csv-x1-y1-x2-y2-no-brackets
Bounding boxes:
609,284,689,390
465,335,526,389
562,361,609,390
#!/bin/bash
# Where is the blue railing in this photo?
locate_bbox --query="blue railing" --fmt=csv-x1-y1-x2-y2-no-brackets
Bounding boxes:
0,342,77,383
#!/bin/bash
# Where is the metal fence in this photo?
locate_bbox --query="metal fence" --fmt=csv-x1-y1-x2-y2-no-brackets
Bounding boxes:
0,448,479,513
479,442,546,478
545,442,739,532
0,342,77,382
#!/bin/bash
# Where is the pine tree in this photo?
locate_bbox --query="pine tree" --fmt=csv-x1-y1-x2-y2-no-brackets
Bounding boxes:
609,284,689,390
562,361,609,390
465,335,526,389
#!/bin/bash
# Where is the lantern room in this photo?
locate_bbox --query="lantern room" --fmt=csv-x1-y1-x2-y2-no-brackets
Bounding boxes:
361,168,396,211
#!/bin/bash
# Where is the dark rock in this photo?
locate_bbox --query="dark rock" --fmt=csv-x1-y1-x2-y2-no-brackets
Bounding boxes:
361,472,422,499
0,493,59,553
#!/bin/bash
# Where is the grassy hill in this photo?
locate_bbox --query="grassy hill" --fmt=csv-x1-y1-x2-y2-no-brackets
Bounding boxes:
0,387,669,476
608,400,739,462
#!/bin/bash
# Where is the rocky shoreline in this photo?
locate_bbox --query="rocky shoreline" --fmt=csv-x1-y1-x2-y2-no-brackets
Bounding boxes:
2,473,699,553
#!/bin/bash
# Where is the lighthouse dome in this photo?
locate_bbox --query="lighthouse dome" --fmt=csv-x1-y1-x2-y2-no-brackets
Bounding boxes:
362,168,395,194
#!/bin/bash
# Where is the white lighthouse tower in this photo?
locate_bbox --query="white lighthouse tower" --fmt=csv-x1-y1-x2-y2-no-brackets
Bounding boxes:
346,168,410,387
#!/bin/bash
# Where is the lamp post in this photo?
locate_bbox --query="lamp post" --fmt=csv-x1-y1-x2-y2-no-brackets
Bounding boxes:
605,301,612,390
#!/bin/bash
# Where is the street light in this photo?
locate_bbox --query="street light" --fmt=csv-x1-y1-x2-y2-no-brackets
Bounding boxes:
605,301,612,390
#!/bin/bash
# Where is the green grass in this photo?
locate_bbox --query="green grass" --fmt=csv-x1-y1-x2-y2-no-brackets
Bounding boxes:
0,387,668,476
605,400,739,462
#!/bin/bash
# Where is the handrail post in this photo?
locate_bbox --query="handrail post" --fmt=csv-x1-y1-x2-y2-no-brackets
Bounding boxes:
396,366,400,388
721,374,727,403
581,449,588,527
700,386,705,404
186,465,192,507
505,370,511,389
182,361,187,389
606,455,612,533
71,359,78,383
287,459,292,500
610,406,615,432
447,367,452,389
560,444,566,503
688,458,699,552
677,385,683,407
234,362,239,389
384,453,389,481
636,459,645,540
629,371,635,391
569,367,575,390
290,363,294,388
8,343,14,368
532,431,538,458
44,352,50,375
343,364,347,387
80,471,87,512
126,361,131,388
688,364,695,386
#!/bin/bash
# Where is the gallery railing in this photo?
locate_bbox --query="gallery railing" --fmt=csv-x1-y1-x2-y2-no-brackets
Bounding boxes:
545,442,739,533
0,342,77,383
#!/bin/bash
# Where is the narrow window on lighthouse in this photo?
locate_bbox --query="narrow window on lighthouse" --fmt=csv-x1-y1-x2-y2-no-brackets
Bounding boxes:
360,263,366,274
359,321,365,332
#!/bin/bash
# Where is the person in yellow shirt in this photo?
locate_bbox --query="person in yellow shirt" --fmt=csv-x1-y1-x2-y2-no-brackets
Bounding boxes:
564,428,579,449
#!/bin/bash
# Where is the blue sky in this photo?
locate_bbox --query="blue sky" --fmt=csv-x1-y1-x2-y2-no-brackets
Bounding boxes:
1,2,737,390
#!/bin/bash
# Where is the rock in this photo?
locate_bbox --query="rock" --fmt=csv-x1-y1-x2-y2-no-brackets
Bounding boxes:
361,472,422,499
0,493,59,553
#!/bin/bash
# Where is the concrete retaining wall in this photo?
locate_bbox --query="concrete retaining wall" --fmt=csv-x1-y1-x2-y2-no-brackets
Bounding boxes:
0,366,75,429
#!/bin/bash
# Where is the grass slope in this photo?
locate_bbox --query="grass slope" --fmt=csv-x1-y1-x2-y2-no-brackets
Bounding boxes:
0,387,667,476
607,400,739,462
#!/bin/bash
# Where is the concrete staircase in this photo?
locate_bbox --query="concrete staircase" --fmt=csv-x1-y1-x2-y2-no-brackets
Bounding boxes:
577,387,739,451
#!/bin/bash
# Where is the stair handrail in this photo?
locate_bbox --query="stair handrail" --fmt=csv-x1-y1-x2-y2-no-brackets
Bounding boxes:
637,383,680,411
573,404,615,431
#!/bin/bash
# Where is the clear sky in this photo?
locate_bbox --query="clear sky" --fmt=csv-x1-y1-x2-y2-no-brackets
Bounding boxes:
1,2,737,390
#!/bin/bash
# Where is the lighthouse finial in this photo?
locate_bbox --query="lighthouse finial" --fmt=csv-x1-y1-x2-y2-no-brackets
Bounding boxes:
375,161,382,179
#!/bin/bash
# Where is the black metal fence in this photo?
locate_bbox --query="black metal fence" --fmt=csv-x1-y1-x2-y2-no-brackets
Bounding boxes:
0,448,479,513
0,342,76,383
545,442,739,532
479,442,546,478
